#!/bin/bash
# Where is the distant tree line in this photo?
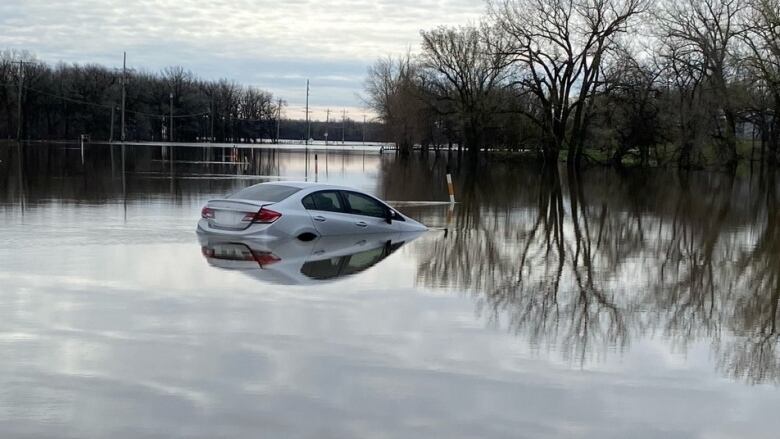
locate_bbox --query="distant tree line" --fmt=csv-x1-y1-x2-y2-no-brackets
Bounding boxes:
365,0,780,169
0,50,277,143
281,118,385,144
0,50,383,144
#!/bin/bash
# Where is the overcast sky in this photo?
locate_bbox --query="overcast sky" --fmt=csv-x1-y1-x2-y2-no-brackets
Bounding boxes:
0,0,484,120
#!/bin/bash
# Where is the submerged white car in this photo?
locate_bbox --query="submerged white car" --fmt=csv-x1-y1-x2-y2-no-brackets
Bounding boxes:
197,182,427,240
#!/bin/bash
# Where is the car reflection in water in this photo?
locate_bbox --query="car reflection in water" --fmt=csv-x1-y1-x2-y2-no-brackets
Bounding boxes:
199,231,425,285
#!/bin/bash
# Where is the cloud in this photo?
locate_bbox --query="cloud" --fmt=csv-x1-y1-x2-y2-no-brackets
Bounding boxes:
0,0,484,118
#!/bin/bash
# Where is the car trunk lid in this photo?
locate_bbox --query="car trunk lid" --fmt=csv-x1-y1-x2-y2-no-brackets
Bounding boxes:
205,199,273,230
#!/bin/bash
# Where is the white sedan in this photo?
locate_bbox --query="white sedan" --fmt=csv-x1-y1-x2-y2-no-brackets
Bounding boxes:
197,181,428,240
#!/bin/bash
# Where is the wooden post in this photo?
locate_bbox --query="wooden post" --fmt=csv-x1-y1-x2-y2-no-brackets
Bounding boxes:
446,166,455,204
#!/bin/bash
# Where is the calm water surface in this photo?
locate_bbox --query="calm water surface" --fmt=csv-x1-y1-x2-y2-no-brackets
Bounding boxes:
1,144,779,438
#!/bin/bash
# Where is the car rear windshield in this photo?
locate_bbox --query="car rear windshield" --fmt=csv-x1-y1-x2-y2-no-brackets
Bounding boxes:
228,184,301,202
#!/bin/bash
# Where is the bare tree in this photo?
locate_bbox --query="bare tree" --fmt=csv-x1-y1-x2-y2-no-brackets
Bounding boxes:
489,0,650,166
657,36,709,168
419,25,512,159
596,46,666,166
363,54,427,155
742,0,780,163
657,0,746,168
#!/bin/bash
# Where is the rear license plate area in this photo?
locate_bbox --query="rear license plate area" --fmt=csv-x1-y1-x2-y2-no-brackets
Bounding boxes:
214,210,246,227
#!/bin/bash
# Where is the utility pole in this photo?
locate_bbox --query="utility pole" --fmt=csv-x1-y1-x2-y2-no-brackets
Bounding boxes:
168,93,174,176
110,106,115,142
305,80,310,145
209,100,214,142
16,60,26,141
169,92,174,142
325,108,330,146
121,52,126,142
201,114,207,142
276,98,282,144
362,114,366,145
341,109,346,144
120,52,127,193
110,106,116,175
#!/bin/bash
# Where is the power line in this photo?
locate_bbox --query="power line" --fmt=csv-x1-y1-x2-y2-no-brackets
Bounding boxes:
23,85,113,109
11,81,317,125
21,85,209,119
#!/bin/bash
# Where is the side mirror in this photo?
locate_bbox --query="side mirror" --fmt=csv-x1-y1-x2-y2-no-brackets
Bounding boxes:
385,209,394,224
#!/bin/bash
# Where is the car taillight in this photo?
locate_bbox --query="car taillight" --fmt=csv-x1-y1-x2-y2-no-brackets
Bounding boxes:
247,207,282,224
201,207,215,219
251,250,281,267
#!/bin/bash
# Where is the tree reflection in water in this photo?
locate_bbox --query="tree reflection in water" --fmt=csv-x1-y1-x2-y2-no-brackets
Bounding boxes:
718,171,780,384
381,157,780,384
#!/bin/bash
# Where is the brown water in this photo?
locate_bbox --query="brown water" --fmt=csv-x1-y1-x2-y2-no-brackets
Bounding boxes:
1,143,779,438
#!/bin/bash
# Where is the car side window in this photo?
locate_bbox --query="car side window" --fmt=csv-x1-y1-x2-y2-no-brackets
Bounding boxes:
304,191,345,213
301,195,316,210
342,191,387,218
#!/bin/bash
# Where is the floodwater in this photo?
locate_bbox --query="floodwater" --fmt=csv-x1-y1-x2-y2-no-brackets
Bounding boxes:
1,143,779,438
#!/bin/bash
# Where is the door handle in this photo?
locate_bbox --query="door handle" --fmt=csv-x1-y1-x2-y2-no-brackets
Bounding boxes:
313,215,326,222
355,221,368,227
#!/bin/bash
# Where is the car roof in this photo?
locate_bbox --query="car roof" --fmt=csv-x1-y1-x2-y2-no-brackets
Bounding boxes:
266,181,360,192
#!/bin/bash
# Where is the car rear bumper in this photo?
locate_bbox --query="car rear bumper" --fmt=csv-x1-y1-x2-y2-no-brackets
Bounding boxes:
197,219,290,240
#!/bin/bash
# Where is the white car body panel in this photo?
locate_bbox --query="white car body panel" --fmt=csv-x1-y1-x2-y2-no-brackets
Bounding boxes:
307,210,359,236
